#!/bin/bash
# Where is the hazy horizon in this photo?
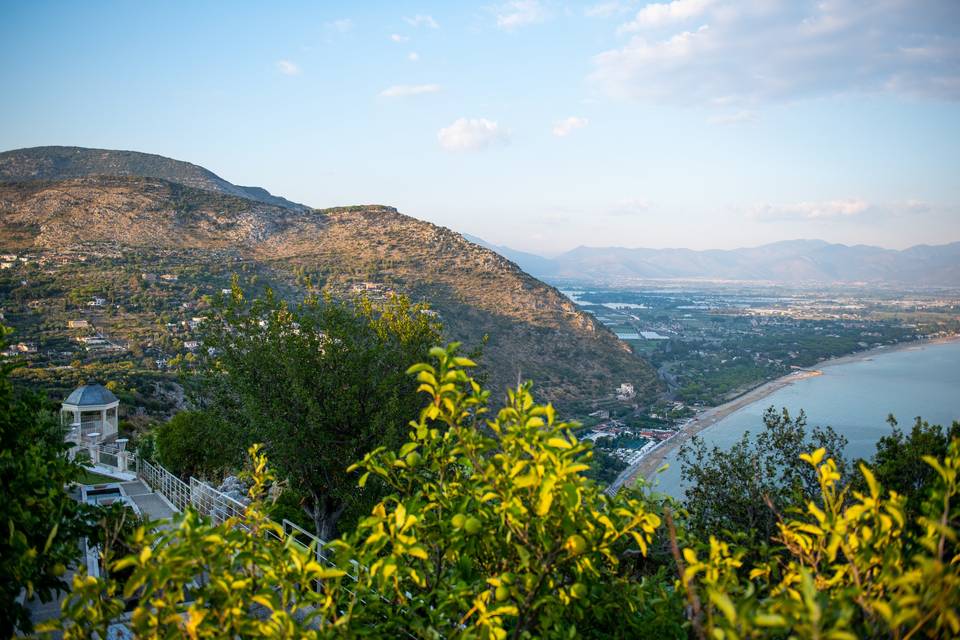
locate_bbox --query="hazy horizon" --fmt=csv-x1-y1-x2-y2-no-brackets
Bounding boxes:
466,232,960,257
2,1,958,253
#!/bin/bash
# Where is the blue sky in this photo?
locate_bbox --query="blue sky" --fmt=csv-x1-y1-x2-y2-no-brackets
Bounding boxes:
1,1,958,253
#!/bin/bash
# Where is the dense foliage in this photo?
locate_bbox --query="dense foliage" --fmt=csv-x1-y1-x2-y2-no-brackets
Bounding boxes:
39,343,960,638
859,414,960,520
679,444,960,639
154,409,242,480
678,407,849,551
331,345,676,638
0,326,92,636
195,285,441,539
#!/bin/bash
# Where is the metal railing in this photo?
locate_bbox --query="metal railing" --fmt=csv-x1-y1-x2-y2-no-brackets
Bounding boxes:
133,460,416,632
139,459,191,512
138,460,328,553
189,477,247,526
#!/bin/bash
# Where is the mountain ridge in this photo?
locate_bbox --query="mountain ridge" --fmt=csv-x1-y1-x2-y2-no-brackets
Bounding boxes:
469,237,960,287
0,146,308,212
0,146,658,407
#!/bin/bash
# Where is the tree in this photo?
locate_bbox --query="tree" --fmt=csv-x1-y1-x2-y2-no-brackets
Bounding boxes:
857,414,960,521
198,286,441,539
155,409,243,480
333,344,674,638
678,407,849,550
676,442,960,639
0,326,92,635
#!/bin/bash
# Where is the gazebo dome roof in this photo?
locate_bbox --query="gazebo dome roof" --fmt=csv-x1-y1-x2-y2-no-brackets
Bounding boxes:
63,384,118,407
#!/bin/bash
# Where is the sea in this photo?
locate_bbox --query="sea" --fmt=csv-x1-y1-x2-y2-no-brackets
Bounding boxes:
653,339,960,497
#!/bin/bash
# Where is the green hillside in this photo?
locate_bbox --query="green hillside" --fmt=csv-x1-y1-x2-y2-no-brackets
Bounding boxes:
0,149,660,413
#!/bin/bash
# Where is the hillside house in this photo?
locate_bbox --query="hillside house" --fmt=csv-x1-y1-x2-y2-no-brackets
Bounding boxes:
3,342,37,357
160,274,179,282
68,319,90,329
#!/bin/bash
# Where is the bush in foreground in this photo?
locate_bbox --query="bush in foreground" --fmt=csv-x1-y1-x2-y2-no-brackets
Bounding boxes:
43,344,960,638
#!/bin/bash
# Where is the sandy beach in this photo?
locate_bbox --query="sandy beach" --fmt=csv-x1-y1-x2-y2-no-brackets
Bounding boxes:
624,334,960,486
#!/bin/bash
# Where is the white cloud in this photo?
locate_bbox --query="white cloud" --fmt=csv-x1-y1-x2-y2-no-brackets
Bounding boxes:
438,118,510,151
390,33,409,43
607,198,651,216
592,1,960,104
325,18,353,33
552,116,589,137
276,60,301,76
404,14,439,29
379,84,441,98
619,0,712,32
585,2,633,18
752,199,871,221
408,52,420,62
708,110,757,126
903,199,933,213
495,0,547,30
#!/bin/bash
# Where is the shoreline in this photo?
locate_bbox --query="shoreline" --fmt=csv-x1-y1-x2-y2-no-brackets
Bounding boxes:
623,333,960,487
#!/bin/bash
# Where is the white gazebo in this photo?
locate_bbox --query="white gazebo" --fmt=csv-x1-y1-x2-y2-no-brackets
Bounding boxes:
61,383,120,445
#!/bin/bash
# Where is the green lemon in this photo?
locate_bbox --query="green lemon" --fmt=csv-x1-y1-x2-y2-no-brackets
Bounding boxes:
405,451,421,467
565,534,587,555
451,513,466,529
570,583,588,599
464,516,482,535
495,585,510,601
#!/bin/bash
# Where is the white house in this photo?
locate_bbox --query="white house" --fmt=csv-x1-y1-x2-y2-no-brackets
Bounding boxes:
616,383,635,400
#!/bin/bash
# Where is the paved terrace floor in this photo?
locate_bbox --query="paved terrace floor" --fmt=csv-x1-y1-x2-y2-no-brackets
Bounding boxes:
23,480,179,634
121,479,177,522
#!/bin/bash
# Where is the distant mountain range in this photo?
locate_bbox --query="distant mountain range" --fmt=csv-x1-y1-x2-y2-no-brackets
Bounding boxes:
465,236,960,288
0,146,659,406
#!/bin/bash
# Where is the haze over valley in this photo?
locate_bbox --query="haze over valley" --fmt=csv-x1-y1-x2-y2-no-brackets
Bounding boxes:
468,235,960,288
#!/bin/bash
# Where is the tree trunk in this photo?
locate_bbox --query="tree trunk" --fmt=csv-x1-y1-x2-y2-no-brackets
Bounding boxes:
305,492,346,542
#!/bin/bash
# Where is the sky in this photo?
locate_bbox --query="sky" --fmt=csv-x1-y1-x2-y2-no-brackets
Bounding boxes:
1,0,959,254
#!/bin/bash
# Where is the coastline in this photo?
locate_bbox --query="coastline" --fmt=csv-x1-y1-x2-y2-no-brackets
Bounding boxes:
623,333,960,487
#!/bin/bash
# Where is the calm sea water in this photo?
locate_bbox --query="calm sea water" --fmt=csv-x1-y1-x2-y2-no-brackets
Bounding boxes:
654,339,960,497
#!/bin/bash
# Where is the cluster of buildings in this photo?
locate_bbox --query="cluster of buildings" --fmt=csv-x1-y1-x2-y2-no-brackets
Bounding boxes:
616,382,635,401
2,341,37,357
1,253,31,269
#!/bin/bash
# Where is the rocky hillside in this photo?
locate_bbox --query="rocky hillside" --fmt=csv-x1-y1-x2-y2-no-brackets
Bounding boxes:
0,146,307,211
0,148,659,408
